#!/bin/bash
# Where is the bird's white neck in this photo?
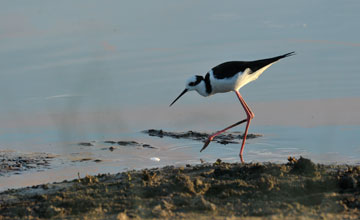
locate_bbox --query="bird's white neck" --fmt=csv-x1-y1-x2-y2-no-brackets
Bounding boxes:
194,81,210,97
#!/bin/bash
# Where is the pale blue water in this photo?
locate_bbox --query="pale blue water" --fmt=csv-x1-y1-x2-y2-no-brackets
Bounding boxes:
1,1,360,189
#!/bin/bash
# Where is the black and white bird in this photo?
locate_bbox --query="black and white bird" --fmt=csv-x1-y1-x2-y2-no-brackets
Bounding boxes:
170,52,295,160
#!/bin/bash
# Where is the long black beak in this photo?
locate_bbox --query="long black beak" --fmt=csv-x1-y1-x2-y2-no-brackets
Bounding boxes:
169,89,188,107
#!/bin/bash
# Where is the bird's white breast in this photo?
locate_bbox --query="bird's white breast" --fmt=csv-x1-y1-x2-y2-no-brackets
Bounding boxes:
210,71,239,94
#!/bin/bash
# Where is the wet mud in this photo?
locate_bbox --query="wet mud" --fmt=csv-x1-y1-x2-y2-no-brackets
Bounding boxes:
143,129,262,145
0,151,56,177
1,157,360,219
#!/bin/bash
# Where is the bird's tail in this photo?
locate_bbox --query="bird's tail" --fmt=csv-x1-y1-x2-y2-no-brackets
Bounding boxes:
248,51,295,72
278,51,296,59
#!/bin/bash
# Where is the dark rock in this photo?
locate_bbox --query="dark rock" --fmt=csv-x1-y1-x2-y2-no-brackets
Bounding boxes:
78,142,94,146
142,144,156,149
118,141,139,146
104,139,157,150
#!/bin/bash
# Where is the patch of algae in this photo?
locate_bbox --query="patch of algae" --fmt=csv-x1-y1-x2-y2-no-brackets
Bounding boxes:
0,157,360,219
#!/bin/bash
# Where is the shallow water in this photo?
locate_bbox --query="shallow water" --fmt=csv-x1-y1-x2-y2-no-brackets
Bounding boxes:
1,1,360,190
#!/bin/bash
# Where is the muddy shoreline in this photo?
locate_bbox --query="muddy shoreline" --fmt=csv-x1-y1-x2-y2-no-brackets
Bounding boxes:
1,157,360,219
0,151,56,177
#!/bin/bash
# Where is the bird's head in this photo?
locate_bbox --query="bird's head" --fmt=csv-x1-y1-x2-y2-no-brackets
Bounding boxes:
169,75,204,107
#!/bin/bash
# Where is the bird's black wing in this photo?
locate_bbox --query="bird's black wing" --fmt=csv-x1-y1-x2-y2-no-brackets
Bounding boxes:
212,61,248,79
212,52,295,79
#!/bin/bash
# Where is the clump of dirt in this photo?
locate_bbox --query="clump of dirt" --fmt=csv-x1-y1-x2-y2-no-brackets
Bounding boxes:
1,157,360,219
143,129,262,145
0,151,56,176
288,156,317,176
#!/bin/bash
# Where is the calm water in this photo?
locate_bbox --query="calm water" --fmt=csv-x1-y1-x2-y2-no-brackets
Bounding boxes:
1,1,360,190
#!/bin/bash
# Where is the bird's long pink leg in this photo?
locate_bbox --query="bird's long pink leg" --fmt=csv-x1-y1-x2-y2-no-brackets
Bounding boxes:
200,119,247,152
200,91,254,162
235,91,254,156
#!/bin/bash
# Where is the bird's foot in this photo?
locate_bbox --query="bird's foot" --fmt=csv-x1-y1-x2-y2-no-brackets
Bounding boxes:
200,137,212,152
239,154,244,163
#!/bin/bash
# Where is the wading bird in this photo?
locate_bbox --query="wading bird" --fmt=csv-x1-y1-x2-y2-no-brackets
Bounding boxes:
170,52,295,161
